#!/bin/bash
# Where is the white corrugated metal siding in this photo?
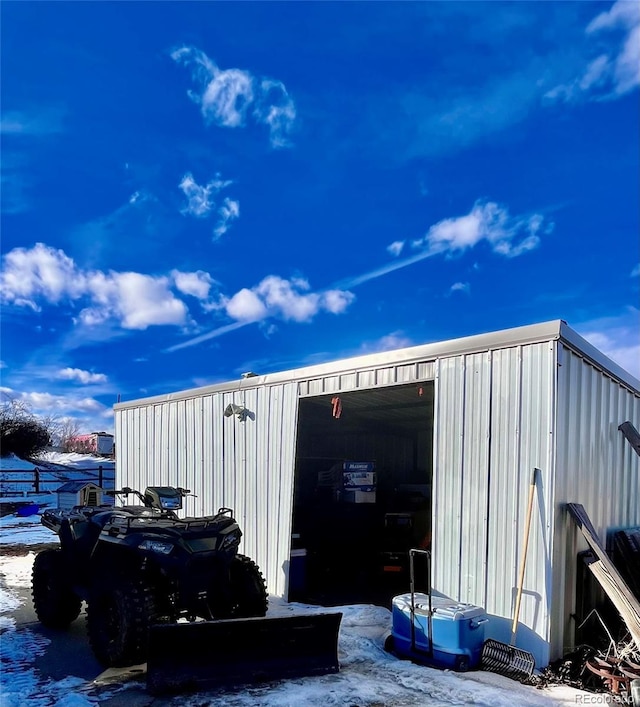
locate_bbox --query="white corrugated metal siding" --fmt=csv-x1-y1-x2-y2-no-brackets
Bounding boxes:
551,344,640,660
433,341,556,667
115,382,299,597
114,321,638,667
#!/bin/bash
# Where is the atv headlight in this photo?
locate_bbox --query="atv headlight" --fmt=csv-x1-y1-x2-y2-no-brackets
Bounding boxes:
220,532,240,551
139,539,174,555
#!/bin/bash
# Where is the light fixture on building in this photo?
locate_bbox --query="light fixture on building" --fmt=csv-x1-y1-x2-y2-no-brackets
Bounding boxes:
224,403,249,421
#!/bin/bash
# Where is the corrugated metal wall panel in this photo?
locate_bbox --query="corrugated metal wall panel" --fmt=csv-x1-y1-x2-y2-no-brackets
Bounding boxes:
340,373,357,390
433,355,465,601
296,362,436,398
114,381,300,600
256,388,271,584
433,342,556,667
551,345,640,660
486,347,521,622
241,387,259,564
459,352,491,603
357,370,376,388
515,342,555,654
376,367,396,386
396,364,417,383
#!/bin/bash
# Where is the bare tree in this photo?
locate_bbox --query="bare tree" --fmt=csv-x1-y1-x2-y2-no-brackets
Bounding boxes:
57,418,82,451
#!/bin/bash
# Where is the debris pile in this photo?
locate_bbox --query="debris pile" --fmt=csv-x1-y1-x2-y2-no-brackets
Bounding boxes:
537,635,640,704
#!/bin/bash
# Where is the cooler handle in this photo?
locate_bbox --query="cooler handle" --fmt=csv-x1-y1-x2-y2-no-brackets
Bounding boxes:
469,618,489,630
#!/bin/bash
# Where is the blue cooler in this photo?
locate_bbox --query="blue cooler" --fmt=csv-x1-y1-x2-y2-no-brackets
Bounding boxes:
391,593,488,670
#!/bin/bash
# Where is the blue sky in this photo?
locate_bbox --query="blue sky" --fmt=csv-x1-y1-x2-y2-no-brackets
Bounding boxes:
1,1,639,434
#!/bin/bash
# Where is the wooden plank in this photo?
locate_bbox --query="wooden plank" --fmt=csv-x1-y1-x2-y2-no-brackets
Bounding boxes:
588,560,640,647
619,421,640,458
567,503,640,648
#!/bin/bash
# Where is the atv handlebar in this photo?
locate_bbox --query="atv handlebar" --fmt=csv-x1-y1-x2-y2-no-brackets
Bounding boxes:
107,486,194,509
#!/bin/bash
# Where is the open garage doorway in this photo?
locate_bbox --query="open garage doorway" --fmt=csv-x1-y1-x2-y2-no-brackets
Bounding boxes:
289,382,434,607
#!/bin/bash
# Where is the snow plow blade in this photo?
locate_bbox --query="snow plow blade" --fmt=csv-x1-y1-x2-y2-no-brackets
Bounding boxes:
146,612,342,695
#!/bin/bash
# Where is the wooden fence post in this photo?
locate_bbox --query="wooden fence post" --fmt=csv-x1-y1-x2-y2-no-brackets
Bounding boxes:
33,468,40,493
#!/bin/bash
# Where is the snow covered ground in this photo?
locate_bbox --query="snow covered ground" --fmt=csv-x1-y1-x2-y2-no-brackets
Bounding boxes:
0,452,115,472
0,516,598,706
0,453,599,705
0,452,115,500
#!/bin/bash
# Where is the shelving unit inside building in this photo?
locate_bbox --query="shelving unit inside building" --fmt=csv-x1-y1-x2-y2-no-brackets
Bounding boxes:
114,320,640,669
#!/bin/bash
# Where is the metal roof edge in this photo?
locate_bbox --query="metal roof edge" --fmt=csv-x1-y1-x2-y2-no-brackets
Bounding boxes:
114,320,566,410
559,321,640,394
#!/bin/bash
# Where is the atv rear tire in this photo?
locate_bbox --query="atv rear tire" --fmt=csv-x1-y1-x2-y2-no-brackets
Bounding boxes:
230,554,268,617
86,578,155,667
32,549,81,628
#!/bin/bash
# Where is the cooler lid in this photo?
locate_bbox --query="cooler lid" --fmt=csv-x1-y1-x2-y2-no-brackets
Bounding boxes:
392,593,485,620
431,600,485,621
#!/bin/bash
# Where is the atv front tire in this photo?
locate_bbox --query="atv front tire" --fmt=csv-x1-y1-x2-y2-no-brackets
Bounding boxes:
32,549,81,628
230,554,268,617
86,578,155,667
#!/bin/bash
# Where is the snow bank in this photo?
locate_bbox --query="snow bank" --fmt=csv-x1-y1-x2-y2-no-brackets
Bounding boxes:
0,454,39,471
36,451,114,470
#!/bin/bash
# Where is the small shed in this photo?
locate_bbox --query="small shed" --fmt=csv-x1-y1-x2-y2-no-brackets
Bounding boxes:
113,320,640,668
56,481,104,511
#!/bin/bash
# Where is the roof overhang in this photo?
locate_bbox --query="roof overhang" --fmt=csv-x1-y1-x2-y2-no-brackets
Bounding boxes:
115,320,639,410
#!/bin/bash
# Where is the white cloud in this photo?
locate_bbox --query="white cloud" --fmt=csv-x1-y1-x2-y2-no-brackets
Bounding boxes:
1,387,106,415
254,79,297,148
172,46,296,148
57,368,108,385
224,288,268,322
170,275,355,352
321,289,356,314
413,201,545,259
213,198,240,240
80,271,188,330
547,0,640,101
631,263,640,277
577,308,640,380
449,282,470,294
179,173,239,240
337,200,548,291
361,332,413,353
173,46,254,127
201,68,254,128
1,244,188,331
2,243,355,351
226,275,354,323
387,241,405,257
0,243,85,309
255,276,319,322
128,190,150,205
171,270,215,300
179,172,231,218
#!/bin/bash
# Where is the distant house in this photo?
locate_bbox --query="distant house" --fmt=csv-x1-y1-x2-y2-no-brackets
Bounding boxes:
56,481,106,510
67,432,114,456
